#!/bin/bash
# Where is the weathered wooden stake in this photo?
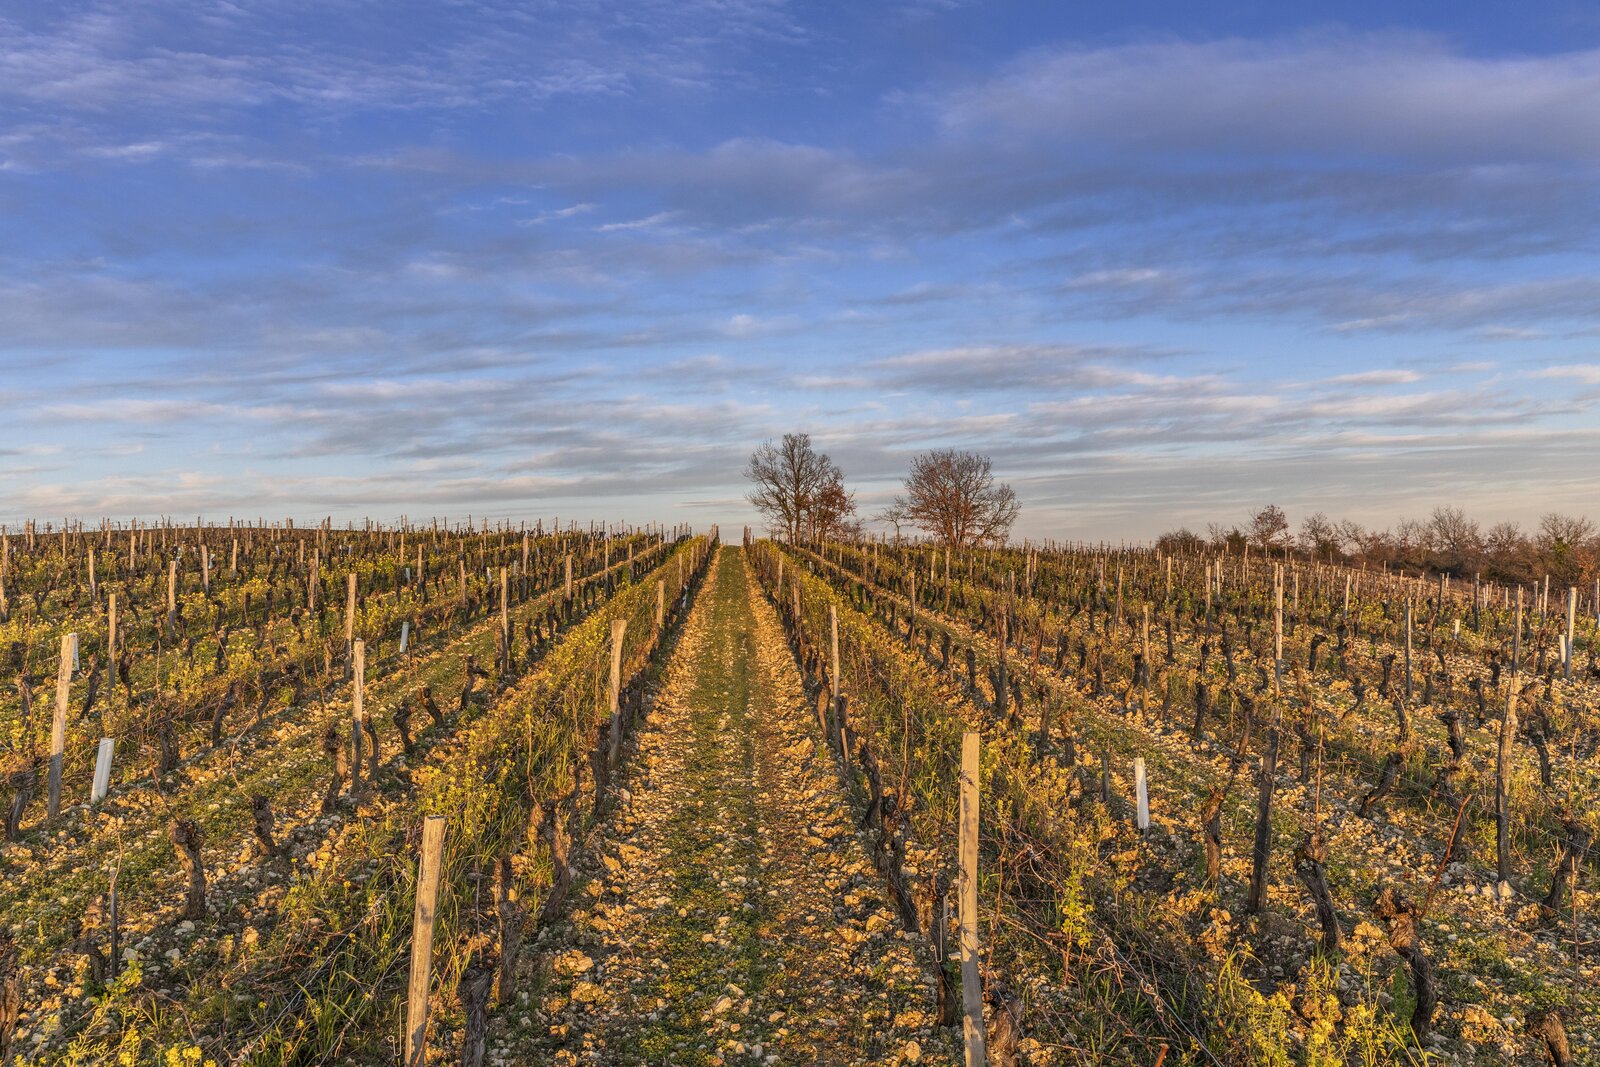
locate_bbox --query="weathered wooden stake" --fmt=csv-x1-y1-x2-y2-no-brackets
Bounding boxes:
404,815,446,1067
1513,586,1523,671
1273,566,1284,692
345,572,358,646
1565,586,1578,680
47,633,76,819
106,593,118,687
351,639,366,793
959,731,987,1067
107,863,120,980
829,605,846,762
1496,689,1518,891
500,567,510,649
608,618,627,772
1134,757,1149,831
1404,597,1413,700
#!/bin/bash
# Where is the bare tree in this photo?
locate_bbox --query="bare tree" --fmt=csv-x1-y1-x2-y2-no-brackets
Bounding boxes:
805,469,860,542
876,500,911,544
1539,513,1596,549
1298,512,1341,560
1483,520,1527,567
1538,513,1596,583
1335,519,1370,559
1393,517,1429,569
1248,505,1291,553
1427,506,1481,574
744,433,850,543
895,449,1019,548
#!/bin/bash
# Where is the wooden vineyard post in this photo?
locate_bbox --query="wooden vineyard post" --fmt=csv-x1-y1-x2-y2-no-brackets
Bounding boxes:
496,566,511,670
201,543,210,592
564,554,573,600
230,537,238,578
1134,756,1149,832
1273,566,1283,693
959,731,987,1067
345,572,358,650
829,605,846,761
91,738,114,805
88,548,97,600
167,560,178,627
108,862,120,981
609,619,627,773
909,571,917,639
655,579,665,630
47,633,76,819
405,815,446,1067
106,592,118,687
1404,596,1413,701
996,589,1009,717
1565,586,1577,681
351,640,366,794
1141,604,1151,711
1496,688,1518,893
1513,586,1523,670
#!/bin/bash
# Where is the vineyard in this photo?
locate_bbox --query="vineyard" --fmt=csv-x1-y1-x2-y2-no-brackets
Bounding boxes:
0,520,1596,1065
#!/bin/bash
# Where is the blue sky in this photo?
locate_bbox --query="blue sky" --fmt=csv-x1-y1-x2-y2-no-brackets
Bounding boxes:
2,1,1599,540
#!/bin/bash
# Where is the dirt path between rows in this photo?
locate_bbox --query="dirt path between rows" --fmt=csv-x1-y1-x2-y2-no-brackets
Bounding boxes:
496,545,957,1066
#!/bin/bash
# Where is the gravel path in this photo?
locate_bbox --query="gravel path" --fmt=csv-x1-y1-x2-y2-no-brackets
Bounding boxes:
497,545,957,1066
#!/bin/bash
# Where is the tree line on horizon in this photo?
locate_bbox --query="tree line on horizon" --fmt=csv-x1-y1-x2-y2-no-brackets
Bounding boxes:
742,435,1595,588
1159,503,1598,586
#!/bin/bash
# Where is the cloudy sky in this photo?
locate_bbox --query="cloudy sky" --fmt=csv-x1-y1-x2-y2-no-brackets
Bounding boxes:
3,1,1599,539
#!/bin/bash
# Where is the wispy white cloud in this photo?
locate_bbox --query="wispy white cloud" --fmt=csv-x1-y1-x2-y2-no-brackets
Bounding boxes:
936,32,1600,165
518,202,596,226
595,211,679,232
1532,363,1600,385
1323,370,1424,386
